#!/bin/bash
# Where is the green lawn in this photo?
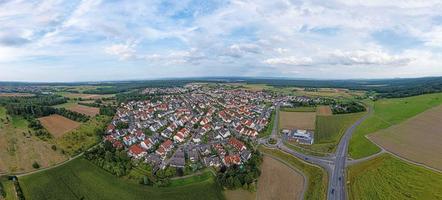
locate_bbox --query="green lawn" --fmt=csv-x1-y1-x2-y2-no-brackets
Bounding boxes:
19,158,225,200
259,146,327,200
347,154,442,200
349,93,442,159
258,110,275,138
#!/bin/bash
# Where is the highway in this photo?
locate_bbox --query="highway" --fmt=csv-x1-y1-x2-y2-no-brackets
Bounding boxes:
263,105,373,200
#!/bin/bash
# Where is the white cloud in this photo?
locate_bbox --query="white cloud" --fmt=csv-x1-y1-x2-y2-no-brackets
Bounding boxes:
327,50,412,65
105,42,137,60
264,56,313,66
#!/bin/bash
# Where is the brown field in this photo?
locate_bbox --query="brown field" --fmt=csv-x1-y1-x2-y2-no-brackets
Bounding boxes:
224,189,255,200
317,106,333,116
0,93,34,97
68,104,99,116
61,93,114,99
279,111,316,130
0,116,67,173
38,115,80,137
257,156,304,200
368,104,442,171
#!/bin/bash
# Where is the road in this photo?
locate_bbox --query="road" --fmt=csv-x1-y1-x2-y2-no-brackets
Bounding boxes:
262,105,373,200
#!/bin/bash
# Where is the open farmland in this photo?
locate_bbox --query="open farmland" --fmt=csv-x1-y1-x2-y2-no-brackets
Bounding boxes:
38,115,80,138
347,154,442,200
349,93,442,159
259,146,327,200
19,157,224,200
68,104,99,116
0,93,34,97
316,106,332,116
369,104,442,171
59,92,114,100
0,108,67,173
279,111,316,130
257,156,304,200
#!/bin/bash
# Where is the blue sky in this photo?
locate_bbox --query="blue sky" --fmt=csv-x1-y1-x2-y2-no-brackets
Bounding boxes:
0,0,442,82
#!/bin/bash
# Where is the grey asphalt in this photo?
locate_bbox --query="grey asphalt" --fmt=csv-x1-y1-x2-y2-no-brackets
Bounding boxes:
263,105,373,200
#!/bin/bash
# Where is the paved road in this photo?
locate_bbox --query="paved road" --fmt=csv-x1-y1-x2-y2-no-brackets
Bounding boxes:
262,105,373,200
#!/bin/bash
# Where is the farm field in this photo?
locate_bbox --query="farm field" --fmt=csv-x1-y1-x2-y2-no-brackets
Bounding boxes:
19,158,224,200
349,93,442,159
238,84,364,98
67,104,99,117
0,107,67,173
38,115,80,138
259,146,327,200
369,104,442,171
0,93,34,97
257,156,304,200
224,189,255,200
316,106,332,116
279,111,316,130
58,92,114,100
347,154,442,200
281,106,317,112
56,115,111,155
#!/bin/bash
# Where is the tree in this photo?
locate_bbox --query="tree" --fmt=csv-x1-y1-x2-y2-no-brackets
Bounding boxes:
32,161,40,169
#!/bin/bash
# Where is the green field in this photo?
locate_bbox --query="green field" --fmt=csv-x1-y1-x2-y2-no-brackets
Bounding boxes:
56,115,111,156
259,146,327,200
258,110,275,138
280,107,317,112
19,158,224,200
347,154,442,200
0,176,17,200
349,93,442,159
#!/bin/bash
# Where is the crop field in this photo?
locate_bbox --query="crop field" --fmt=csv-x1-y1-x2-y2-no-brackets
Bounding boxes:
59,92,114,100
0,93,34,97
0,108,67,173
19,158,224,200
347,154,442,200
279,111,316,130
369,104,442,171
38,115,80,138
349,93,442,159
257,156,304,200
56,115,111,155
67,104,99,117
316,106,332,116
259,146,327,200
237,84,364,98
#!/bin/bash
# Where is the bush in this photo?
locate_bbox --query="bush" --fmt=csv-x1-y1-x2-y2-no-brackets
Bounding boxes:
32,161,40,169
51,145,57,151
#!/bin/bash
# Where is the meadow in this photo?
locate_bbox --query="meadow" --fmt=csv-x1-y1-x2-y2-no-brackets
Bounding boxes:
0,107,67,173
259,146,327,200
56,115,111,156
280,106,317,112
279,111,316,131
347,154,442,200
19,158,225,200
38,114,80,138
349,93,442,159
258,110,275,138
0,176,17,200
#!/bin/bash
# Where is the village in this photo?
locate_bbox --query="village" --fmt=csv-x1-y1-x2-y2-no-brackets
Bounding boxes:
103,84,277,171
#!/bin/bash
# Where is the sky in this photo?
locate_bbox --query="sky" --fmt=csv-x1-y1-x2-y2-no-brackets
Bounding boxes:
1,0,442,82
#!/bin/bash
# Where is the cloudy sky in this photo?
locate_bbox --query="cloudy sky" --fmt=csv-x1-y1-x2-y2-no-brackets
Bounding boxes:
1,0,442,82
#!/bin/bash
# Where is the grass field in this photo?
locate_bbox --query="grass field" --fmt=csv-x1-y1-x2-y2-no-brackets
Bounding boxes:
1,176,17,200
237,84,365,98
349,93,442,159
19,158,224,200
347,154,442,200
38,115,80,138
369,104,442,171
0,107,67,173
259,146,327,200
258,110,275,138
281,106,317,112
224,189,255,200
59,92,114,100
67,104,99,117
279,111,316,130
257,156,304,200
56,115,111,156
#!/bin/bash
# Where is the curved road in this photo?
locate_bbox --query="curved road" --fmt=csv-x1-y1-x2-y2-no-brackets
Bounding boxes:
263,105,373,200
